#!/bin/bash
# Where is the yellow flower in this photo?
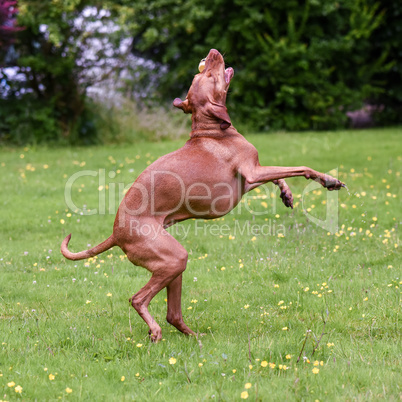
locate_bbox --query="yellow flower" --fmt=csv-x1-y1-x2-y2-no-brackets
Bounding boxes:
198,363,203,367
312,367,319,374
241,391,249,399
282,327,288,331
261,361,268,367
313,361,319,366
169,357,177,365
232,369,237,373
121,376,125,381
244,304,250,309
86,300,91,304
249,365,253,370
245,383,252,389
136,343,143,348
7,381,15,387
285,354,292,359
66,387,73,393
15,385,23,393
269,363,276,369
49,374,55,380
107,293,112,297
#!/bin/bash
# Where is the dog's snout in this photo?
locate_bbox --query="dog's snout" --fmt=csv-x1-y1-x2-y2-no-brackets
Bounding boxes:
207,49,220,59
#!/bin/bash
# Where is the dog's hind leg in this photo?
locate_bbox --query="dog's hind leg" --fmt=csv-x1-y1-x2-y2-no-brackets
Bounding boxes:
166,274,196,336
125,226,189,342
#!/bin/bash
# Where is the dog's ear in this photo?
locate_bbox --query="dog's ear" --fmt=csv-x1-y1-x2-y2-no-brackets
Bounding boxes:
173,97,192,114
208,102,231,130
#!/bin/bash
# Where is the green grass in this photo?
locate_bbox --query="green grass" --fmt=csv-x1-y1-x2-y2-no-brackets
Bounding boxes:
0,128,400,401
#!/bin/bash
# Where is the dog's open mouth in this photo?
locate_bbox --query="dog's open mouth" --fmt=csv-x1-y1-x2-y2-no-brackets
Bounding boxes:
225,67,234,84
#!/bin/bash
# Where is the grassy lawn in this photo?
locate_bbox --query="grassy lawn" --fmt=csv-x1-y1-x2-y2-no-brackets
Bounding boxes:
0,128,400,400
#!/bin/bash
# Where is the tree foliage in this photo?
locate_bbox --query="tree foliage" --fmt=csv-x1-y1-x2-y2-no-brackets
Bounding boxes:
0,0,129,143
123,0,394,131
0,0,400,144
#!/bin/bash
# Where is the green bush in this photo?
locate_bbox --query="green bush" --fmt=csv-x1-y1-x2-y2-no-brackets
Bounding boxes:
125,0,390,131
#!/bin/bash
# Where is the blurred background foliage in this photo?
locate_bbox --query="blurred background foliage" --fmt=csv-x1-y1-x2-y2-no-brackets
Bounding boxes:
0,0,401,144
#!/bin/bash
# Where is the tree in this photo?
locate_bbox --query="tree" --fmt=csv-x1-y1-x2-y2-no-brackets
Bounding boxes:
368,0,402,124
122,0,389,131
0,1,130,143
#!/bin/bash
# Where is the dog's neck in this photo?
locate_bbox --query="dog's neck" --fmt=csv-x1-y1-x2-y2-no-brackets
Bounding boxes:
190,112,233,137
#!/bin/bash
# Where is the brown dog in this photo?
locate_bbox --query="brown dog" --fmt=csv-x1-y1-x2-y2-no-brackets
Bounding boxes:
61,49,344,342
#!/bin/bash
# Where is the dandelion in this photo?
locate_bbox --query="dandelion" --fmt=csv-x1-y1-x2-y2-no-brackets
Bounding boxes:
312,367,319,374
241,391,249,399
66,387,72,393
169,357,177,365
49,374,55,380
15,385,22,394
261,361,268,367
244,383,252,389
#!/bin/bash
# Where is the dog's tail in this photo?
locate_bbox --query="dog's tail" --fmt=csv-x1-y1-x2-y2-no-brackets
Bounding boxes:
61,234,115,261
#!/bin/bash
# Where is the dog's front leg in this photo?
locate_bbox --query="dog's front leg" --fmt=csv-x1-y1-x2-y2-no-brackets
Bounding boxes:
244,166,344,191
273,179,293,208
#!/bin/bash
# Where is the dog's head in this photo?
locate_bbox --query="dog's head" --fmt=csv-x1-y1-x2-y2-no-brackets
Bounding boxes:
174,49,234,130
